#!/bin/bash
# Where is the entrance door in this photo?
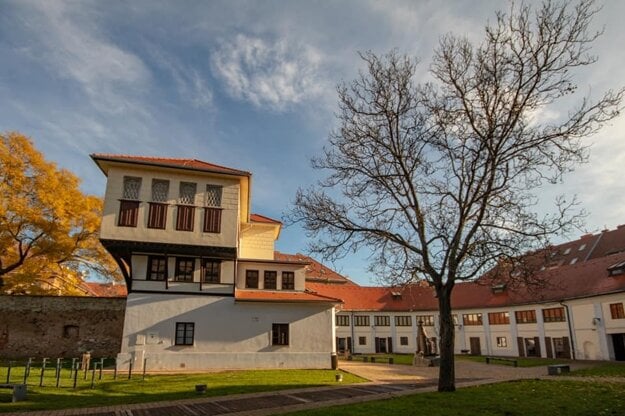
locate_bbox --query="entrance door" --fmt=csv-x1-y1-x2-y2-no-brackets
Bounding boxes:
387,337,393,354
375,337,387,353
469,337,481,355
613,334,625,361
336,337,347,353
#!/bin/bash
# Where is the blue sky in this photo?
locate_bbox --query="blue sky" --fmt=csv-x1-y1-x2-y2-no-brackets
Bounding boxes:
2,0,625,285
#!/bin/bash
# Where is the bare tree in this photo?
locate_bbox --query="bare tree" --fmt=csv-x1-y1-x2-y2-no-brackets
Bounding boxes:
289,0,623,392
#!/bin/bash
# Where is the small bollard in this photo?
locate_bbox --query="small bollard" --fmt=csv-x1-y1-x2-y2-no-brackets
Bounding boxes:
371,357,376,363
335,373,343,382
195,384,207,394
128,360,133,380
113,358,118,380
389,357,394,364
142,358,147,381
99,358,104,380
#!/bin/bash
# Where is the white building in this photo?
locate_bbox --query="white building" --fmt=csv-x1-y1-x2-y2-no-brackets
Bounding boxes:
309,227,625,361
92,155,340,371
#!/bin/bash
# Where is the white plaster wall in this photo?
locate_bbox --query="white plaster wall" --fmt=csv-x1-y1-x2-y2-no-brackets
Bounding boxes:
239,224,277,260
118,293,334,370
101,166,240,247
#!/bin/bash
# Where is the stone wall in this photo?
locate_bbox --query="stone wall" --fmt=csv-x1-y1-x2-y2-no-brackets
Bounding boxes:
0,295,125,358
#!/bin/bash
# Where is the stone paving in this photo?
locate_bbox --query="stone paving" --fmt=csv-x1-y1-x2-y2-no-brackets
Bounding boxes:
0,360,597,416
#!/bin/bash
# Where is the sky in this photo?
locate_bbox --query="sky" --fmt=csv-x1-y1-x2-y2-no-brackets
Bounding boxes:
1,0,625,285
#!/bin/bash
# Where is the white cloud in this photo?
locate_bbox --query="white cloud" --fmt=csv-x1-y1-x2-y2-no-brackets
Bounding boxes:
18,0,150,115
211,34,326,110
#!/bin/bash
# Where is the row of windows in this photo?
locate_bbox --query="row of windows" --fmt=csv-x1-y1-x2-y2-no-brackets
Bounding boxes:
245,270,295,290
147,256,221,283
337,315,436,327
175,322,289,346
123,177,223,207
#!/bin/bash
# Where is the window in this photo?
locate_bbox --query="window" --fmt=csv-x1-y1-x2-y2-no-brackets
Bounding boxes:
147,256,167,281
246,270,259,288
148,179,169,229
496,337,508,348
463,313,483,326
176,182,196,231
272,323,289,346
175,258,194,282
118,200,140,227
515,310,537,324
400,336,409,346
542,307,566,323
375,316,390,326
201,259,221,283
264,271,277,290
203,185,223,233
281,272,294,290
122,176,142,200
358,336,367,345
336,315,350,326
205,185,223,207
175,322,194,346
416,315,434,326
353,315,370,326
395,316,412,326
610,303,625,319
488,312,510,325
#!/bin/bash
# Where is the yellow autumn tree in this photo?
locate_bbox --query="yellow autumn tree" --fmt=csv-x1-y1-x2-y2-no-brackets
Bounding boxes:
0,132,121,294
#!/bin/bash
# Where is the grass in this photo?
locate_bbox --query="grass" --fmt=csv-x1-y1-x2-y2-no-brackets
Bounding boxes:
344,353,414,365
0,365,364,413
570,361,625,377
455,354,570,367
284,379,625,416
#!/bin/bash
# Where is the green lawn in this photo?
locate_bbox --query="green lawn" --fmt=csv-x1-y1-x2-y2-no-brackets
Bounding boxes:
455,354,570,367
0,367,364,413
570,361,625,377
284,379,625,416
344,353,414,365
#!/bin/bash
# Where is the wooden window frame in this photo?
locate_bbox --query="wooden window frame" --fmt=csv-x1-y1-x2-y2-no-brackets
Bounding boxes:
281,272,294,290
264,271,277,290
147,202,167,229
353,315,370,326
175,322,194,346
496,336,508,348
118,200,139,227
542,307,566,323
147,256,167,281
272,323,289,346
515,310,537,324
463,313,483,326
610,303,625,319
358,336,367,345
201,259,221,283
416,315,434,326
175,257,195,282
488,312,510,325
336,315,350,326
176,205,195,231
203,207,222,233
374,316,390,326
395,316,412,326
400,336,409,346
246,270,259,289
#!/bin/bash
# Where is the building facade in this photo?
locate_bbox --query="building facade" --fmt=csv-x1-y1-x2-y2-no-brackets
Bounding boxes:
92,155,339,371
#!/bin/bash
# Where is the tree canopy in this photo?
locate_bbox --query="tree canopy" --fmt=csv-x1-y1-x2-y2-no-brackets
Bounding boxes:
0,132,120,295
290,0,623,391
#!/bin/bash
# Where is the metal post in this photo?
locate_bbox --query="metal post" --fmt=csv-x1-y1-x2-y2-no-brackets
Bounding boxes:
39,358,48,387
113,358,117,380
70,358,77,378
128,360,133,380
55,360,61,388
99,358,104,380
26,358,33,377
72,362,79,389
90,363,97,389
6,361,11,383
23,360,30,384
142,358,147,381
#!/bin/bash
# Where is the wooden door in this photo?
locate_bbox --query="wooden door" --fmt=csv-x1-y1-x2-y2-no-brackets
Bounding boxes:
469,337,481,355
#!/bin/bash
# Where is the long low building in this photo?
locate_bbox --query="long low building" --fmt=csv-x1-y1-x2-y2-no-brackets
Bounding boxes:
307,227,625,361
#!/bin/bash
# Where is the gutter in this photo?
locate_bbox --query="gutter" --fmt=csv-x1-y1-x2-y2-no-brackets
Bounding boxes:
560,301,576,360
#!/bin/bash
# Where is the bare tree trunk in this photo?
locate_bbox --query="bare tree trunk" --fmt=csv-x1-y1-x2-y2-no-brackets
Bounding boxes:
437,286,455,392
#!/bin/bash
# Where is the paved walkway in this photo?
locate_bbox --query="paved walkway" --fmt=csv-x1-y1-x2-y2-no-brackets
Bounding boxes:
0,360,597,416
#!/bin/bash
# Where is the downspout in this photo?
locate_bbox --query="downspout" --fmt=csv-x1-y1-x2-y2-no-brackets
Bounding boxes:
560,301,576,360
350,311,355,354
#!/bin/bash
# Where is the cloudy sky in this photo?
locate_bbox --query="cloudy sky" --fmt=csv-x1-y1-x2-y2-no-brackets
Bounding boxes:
1,0,625,285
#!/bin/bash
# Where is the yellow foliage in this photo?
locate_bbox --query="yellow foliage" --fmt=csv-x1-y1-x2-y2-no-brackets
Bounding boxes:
0,132,122,295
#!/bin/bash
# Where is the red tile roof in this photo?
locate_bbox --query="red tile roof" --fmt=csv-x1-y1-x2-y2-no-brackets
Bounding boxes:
275,252,358,285
91,154,251,177
234,289,342,303
250,213,282,224
81,282,127,298
310,252,625,311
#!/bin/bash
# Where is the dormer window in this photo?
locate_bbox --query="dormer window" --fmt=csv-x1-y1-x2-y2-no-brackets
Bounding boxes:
391,291,402,300
118,176,142,227
203,185,223,233
491,283,507,294
608,260,625,277
176,182,196,231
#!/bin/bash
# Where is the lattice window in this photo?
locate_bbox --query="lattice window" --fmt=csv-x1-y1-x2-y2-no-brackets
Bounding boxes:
152,179,169,202
122,176,142,200
205,185,223,207
179,182,197,205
